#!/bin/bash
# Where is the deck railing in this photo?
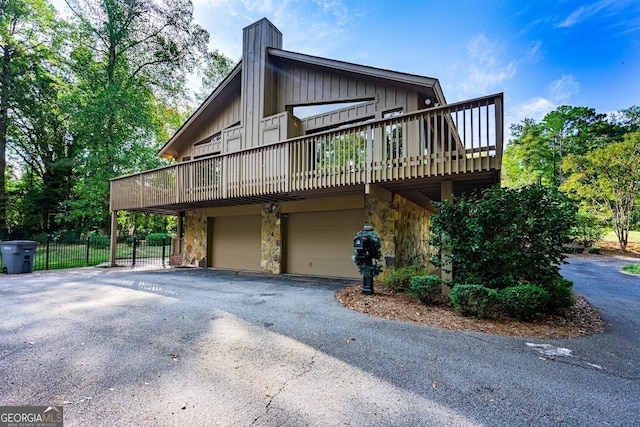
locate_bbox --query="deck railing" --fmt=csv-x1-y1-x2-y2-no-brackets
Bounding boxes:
110,93,503,211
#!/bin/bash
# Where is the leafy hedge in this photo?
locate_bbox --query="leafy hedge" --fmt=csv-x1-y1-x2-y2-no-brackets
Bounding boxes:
145,233,172,246
381,264,430,292
429,185,575,289
450,284,501,319
544,277,575,312
409,275,443,304
500,285,550,320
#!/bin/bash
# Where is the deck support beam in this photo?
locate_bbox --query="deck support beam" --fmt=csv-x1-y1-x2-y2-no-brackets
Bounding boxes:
110,210,118,267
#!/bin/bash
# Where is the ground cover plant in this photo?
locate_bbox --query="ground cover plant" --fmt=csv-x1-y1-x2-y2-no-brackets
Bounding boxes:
621,263,640,275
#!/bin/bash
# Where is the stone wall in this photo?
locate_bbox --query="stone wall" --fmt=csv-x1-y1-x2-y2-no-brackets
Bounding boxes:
365,193,397,268
183,209,207,267
365,189,435,270
261,204,282,274
393,195,434,267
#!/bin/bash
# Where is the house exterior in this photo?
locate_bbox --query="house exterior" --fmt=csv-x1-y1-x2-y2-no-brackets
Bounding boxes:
109,18,503,279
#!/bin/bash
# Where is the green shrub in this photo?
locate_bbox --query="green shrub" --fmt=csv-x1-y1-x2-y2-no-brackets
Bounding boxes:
450,284,501,319
587,246,600,254
145,233,172,246
88,234,110,249
500,285,550,321
544,278,575,312
429,185,575,289
410,275,443,304
381,264,428,292
569,210,604,248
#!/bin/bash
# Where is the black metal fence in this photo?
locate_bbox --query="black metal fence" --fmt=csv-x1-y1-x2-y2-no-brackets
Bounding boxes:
1,236,172,272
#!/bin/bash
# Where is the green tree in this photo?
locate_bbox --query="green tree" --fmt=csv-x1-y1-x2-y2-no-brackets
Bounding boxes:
610,105,640,132
0,0,56,238
8,35,75,235
63,0,208,231
561,132,640,251
503,106,620,188
195,49,236,103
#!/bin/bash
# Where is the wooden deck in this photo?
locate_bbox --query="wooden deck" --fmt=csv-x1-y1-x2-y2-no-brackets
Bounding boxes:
110,93,503,213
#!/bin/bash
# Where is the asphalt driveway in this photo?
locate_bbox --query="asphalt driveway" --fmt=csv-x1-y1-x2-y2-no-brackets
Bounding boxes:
1,257,638,426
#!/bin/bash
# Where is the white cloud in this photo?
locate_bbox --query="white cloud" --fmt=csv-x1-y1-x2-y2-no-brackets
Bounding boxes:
506,74,581,136
457,33,517,97
548,74,580,103
509,97,556,124
191,0,358,59
556,0,616,28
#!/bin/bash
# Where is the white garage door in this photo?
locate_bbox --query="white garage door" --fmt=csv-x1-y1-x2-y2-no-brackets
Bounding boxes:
211,215,261,271
286,209,363,278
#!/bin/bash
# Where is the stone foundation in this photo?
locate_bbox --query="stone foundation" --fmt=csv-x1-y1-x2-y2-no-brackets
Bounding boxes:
365,188,435,271
183,209,207,267
393,195,434,267
365,195,397,268
261,204,282,274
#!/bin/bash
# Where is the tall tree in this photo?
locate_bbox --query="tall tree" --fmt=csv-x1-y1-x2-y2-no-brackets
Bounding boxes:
561,132,640,251
8,55,74,235
63,0,208,231
195,49,236,103
0,0,56,238
503,106,620,188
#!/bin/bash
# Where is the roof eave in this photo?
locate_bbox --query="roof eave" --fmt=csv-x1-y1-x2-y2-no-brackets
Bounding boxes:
158,61,243,159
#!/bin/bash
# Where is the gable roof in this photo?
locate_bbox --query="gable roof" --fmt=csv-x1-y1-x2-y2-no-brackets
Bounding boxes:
158,62,242,159
268,48,446,106
159,30,446,160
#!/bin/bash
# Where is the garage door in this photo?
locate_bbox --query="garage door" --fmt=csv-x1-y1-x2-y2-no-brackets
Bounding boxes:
211,215,261,271
286,209,363,278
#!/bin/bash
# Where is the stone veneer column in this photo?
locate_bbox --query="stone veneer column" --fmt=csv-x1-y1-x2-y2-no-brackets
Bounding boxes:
393,195,434,267
183,209,208,267
261,204,282,274
365,184,436,271
364,185,397,269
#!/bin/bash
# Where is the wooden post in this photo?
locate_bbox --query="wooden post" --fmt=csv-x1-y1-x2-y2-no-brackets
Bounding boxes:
110,210,118,267
440,180,453,285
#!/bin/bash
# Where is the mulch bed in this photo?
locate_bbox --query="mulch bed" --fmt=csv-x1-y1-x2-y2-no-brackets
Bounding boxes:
336,284,604,339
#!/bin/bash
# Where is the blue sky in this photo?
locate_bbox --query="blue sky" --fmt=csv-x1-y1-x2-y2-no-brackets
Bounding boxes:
190,0,640,135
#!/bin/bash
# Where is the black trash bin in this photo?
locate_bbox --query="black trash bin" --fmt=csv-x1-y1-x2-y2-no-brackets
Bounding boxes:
1,240,39,274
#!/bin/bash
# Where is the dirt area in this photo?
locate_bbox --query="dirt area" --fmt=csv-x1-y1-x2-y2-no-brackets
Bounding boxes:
335,242,639,339
594,241,640,259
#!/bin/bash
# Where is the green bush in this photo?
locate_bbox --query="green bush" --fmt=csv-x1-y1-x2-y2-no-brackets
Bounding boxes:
500,285,550,321
569,210,603,247
429,185,575,289
544,278,575,312
381,264,428,292
88,234,110,249
450,284,501,319
145,233,172,246
587,246,600,254
410,275,443,304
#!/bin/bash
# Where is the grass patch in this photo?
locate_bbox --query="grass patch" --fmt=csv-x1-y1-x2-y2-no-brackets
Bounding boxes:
621,263,640,275
602,230,640,243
